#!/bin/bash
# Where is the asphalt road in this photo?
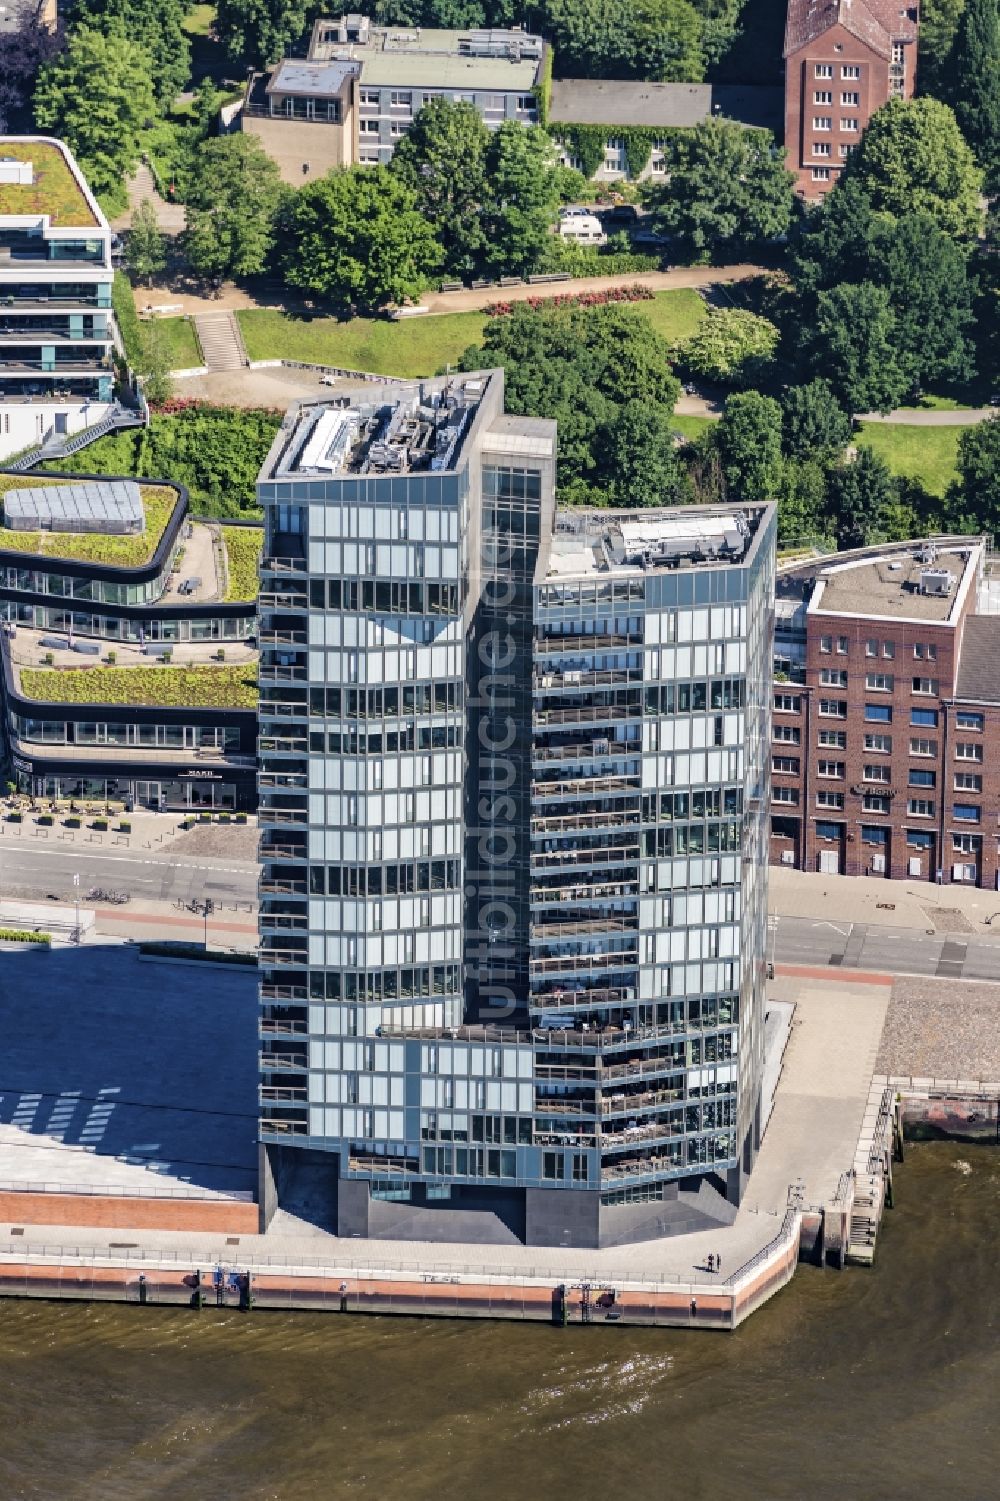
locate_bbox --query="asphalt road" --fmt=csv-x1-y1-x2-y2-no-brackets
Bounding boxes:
0,838,258,910
772,914,1000,983
5,839,1000,984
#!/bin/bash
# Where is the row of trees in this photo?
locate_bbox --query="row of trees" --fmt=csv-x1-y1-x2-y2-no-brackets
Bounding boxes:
211,0,746,81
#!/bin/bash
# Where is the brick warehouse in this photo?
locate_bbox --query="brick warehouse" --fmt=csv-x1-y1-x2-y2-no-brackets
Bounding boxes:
769,537,1000,890
783,0,918,199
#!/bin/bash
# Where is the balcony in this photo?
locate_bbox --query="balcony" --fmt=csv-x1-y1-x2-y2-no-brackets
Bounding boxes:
259,911,308,933
531,809,641,834
260,1118,308,1136
259,946,309,965
259,1004,308,1024
259,629,307,647
258,876,307,896
260,842,307,862
535,632,643,654
258,805,309,827
258,770,307,790
259,590,307,611
260,1083,307,1102
533,704,642,728
533,668,643,693
530,916,638,940
259,660,307,684
261,555,308,575
260,1051,308,1072
533,774,640,800
259,734,308,755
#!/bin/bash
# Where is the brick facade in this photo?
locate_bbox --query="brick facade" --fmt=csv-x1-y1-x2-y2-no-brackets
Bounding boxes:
770,542,1000,891
783,0,918,199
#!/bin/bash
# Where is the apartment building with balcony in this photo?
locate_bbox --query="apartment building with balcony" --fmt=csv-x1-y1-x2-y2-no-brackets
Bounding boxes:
783,0,918,198
239,14,547,183
0,138,116,461
0,470,258,809
769,537,1000,889
256,373,776,1249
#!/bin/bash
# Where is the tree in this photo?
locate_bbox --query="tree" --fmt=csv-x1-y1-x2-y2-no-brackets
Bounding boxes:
827,447,900,549
541,0,707,81
780,379,851,461
75,0,191,107
279,166,442,311
126,199,167,286
214,0,313,68
481,123,561,279
183,135,284,284
609,399,686,507
678,307,780,386
716,391,783,501
462,302,680,498
390,98,490,281
952,416,1000,535
33,28,155,205
649,119,794,260
0,13,63,134
845,97,983,240
947,0,1000,191
918,0,967,95
803,282,909,415
138,321,174,405
790,177,877,294
774,458,835,549
866,211,975,388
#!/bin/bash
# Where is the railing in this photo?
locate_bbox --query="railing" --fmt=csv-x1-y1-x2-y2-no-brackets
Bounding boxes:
259,663,307,683
533,705,642,727
259,737,308,754
258,807,308,826
534,669,643,692
261,556,308,574
258,592,307,611
260,844,307,861
259,631,307,647
532,809,641,833
259,1011,308,1028
259,1118,307,1135
260,1084,307,1102
535,633,643,654
259,947,308,965
530,917,639,939
258,772,307,790
258,878,307,896
259,913,308,932
259,1053,307,1072
0,1178,253,1202
533,776,640,799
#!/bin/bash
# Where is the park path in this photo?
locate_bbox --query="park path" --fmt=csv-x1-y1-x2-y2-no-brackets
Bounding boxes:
674,395,996,424
111,164,186,234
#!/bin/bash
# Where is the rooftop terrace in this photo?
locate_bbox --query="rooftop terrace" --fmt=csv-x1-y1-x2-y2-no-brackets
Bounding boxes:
0,138,101,230
17,662,258,709
808,544,980,624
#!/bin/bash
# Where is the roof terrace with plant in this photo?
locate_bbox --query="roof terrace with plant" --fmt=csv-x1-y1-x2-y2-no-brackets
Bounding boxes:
0,138,103,231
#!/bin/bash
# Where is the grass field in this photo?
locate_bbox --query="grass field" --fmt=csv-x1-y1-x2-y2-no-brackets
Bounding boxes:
235,290,707,379
671,413,716,443
155,316,203,370
856,422,963,497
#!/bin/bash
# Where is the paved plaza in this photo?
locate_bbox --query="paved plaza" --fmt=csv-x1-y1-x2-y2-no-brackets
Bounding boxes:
0,945,257,1198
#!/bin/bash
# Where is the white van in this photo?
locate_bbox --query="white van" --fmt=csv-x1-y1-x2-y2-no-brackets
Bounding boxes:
557,212,607,247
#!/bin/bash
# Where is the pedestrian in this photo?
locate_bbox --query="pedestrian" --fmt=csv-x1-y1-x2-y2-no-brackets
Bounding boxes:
707,1253,714,1272
716,1253,722,1274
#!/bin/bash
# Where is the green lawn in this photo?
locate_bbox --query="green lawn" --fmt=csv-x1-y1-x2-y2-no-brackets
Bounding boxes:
671,413,716,443
237,308,488,378
236,290,708,380
0,481,177,566
155,316,203,370
20,663,258,709
183,3,215,36
643,289,707,345
855,421,963,497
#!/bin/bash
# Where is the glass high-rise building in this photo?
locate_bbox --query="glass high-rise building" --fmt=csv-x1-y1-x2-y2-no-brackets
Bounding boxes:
257,370,776,1248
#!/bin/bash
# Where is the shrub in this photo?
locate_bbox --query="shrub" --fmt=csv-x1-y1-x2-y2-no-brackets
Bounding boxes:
221,525,263,602
0,928,50,945
65,816,81,829
19,663,258,709
106,650,117,665
235,811,248,824
118,820,132,833
92,818,109,831
7,812,22,823
37,813,53,826
484,284,655,317
677,307,781,387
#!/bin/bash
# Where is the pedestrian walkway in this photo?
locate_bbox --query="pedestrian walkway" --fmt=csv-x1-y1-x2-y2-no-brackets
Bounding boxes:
770,865,1000,934
111,164,186,235
193,310,248,372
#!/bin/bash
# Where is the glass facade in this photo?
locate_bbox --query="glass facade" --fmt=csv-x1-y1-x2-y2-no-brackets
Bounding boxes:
257,376,775,1247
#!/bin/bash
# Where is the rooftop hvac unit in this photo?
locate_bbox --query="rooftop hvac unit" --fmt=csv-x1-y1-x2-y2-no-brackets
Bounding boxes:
919,568,954,597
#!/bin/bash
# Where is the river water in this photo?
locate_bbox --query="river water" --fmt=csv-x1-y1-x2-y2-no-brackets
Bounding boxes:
0,1143,995,1501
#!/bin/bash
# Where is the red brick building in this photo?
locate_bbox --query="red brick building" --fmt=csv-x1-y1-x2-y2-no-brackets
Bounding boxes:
783,0,918,198
769,538,1000,890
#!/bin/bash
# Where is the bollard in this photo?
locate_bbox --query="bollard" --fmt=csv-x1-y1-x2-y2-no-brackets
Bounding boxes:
138,1272,148,1306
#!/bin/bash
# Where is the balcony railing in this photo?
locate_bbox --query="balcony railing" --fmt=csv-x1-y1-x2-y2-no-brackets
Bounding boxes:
259,1052,308,1072
259,1008,308,1026
259,662,307,683
260,843,307,862
258,807,308,827
259,630,307,647
535,632,643,654
258,771,307,790
259,591,307,611
260,1084,307,1102
261,556,308,574
260,1118,308,1136
259,736,308,755
259,912,308,932
258,877,307,896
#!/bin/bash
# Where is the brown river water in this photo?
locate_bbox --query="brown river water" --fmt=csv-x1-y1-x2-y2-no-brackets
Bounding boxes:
0,1142,995,1501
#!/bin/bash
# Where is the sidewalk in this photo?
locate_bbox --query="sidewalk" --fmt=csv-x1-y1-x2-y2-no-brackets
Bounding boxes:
769,865,1000,935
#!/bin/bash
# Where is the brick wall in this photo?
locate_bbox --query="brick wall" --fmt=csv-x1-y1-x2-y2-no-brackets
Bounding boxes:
0,1191,258,1233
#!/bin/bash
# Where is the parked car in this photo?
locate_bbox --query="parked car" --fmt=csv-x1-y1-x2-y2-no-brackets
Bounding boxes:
558,213,606,247
604,204,639,226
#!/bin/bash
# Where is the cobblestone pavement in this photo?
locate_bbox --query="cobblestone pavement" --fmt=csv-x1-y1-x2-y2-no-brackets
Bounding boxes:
169,823,258,861
876,975,1000,1080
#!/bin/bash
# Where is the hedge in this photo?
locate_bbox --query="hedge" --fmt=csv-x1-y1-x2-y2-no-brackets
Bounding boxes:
0,929,51,945
113,270,144,371
533,44,554,126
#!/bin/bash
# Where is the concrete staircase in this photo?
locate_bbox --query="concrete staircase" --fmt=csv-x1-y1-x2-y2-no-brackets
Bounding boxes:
194,311,248,372
847,1174,880,1264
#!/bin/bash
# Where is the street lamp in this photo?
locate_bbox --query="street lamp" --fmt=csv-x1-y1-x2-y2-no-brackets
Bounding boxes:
72,870,80,945
190,896,216,952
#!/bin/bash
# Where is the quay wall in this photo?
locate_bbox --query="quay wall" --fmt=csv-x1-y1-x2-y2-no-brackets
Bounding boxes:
0,1210,802,1330
893,1077,1000,1142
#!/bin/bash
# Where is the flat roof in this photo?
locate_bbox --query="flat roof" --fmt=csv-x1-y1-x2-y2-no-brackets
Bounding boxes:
545,505,763,580
263,372,495,480
809,546,980,624
268,57,359,95
359,51,538,87
3,480,143,529
548,80,783,131
0,138,102,229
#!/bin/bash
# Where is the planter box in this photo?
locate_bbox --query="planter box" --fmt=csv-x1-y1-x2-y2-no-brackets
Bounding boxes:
92,819,109,831
37,815,54,827
65,817,81,829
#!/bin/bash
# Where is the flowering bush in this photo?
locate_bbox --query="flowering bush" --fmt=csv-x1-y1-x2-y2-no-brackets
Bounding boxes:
485,285,654,317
